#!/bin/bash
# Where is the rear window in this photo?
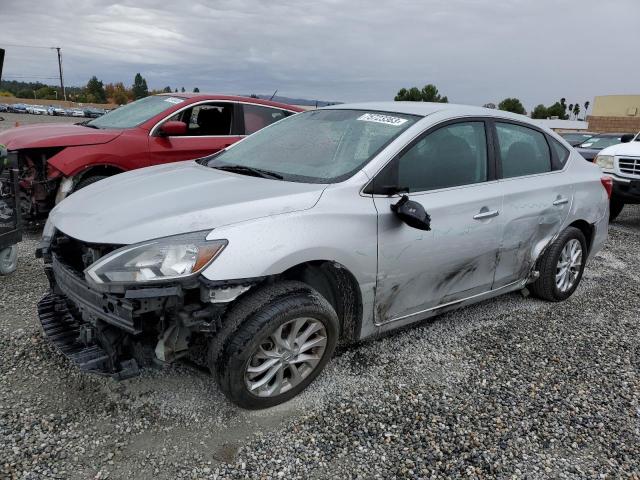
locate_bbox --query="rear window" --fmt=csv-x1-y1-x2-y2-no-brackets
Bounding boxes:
496,122,552,178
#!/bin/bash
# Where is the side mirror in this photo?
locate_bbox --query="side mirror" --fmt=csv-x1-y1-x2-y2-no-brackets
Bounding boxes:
391,195,431,231
620,134,634,143
158,121,187,137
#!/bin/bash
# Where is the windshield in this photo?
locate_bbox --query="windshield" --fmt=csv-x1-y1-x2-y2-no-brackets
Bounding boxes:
87,95,186,129
204,109,418,183
578,135,624,150
562,133,592,142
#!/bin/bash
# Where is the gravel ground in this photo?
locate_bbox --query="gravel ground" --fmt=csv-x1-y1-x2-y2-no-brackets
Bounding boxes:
1,207,639,479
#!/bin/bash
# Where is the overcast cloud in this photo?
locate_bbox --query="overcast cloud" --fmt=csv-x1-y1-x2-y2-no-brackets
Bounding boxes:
1,0,639,108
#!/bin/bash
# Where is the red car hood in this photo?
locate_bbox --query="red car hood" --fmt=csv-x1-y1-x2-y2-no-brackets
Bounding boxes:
0,124,123,150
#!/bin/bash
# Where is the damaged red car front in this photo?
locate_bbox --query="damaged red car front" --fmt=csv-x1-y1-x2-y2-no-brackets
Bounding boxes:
0,94,303,219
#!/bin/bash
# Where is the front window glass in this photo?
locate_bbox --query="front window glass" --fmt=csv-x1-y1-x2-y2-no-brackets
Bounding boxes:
578,135,623,150
383,122,488,193
87,96,186,129
204,109,418,183
167,103,234,135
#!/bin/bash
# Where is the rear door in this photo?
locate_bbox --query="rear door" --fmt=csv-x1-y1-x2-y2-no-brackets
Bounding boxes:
371,119,504,325
148,102,243,165
491,120,574,288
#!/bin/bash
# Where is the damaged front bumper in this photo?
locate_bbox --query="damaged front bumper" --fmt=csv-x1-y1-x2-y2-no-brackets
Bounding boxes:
38,251,257,379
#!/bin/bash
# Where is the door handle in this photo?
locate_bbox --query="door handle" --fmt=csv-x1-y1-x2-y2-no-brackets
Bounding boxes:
473,210,499,220
553,198,569,206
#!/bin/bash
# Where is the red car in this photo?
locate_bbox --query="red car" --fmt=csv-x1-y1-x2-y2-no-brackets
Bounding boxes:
0,94,303,218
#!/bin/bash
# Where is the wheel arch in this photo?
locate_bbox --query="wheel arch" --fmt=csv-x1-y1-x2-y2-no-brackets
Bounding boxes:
567,219,594,253
279,260,363,344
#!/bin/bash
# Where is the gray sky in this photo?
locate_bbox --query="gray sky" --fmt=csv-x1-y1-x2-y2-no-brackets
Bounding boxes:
1,0,639,109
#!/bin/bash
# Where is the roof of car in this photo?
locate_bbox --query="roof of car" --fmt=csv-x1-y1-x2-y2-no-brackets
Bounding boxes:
156,93,304,112
324,101,530,121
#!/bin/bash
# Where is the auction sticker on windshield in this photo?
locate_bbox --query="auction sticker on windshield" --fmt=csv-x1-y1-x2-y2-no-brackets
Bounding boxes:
357,113,408,126
164,97,185,104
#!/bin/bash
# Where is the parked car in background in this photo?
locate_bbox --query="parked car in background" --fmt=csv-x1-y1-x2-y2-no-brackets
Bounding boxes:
47,106,66,116
83,107,106,118
8,104,28,114
37,103,609,408
0,104,8,113
28,105,49,115
0,94,303,218
575,133,634,161
66,108,85,117
594,136,640,220
559,131,594,147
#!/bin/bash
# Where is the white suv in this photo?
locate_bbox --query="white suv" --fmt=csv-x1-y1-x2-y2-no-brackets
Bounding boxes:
595,132,640,220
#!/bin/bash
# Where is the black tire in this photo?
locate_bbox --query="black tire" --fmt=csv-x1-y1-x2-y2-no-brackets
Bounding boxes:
609,198,624,222
530,227,587,302
212,281,339,409
75,175,108,191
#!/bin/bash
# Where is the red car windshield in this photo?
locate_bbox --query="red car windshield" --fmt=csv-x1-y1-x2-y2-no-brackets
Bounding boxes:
86,95,186,129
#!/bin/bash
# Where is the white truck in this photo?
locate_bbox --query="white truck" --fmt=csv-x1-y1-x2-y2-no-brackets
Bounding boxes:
595,132,640,220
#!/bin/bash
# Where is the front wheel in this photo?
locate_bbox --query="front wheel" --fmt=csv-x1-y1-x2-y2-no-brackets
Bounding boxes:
530,227,587,302
213,282,339,409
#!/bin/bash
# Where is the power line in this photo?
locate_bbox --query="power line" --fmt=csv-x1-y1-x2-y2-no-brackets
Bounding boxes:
2,75,60,79
1,43,58,49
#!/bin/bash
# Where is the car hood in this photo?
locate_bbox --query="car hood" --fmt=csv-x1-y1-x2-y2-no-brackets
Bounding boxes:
49,161,327,244
0,123,123,150
598,142,640,157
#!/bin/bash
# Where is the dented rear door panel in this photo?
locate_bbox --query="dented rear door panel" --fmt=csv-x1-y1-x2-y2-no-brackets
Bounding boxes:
493,171,573,289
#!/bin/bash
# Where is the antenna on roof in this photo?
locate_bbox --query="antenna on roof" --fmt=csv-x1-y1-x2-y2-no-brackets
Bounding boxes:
269,89,278,101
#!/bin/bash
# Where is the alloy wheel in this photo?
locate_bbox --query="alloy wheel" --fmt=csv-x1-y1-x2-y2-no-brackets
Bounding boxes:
555,239,582,293
244,317,327,397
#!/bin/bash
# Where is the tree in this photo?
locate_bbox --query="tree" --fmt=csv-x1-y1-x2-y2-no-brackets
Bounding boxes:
131,73,149,100
174,88,178,93
573,104,580,119
546,102,568,119
193,87,200,93
35,86,57,100
568,104,574,119
420,84,448,103
180,87,185,93
111,82,129,105
584,101,590,116
498,98,526,115
395,84,448,102
531,104,549,119
162,86,172,93
85,76,107,103
250,93,259,98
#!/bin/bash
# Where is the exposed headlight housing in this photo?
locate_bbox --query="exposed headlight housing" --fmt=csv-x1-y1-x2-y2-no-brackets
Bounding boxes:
85,232,226,285
594,155,614,170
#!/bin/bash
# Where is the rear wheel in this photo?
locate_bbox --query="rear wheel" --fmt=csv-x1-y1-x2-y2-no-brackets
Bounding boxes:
530,227,586,302
609,198,624,222
212,282,339,409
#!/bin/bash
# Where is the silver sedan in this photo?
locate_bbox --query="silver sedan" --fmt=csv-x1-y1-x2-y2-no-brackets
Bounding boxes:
40,102,609,408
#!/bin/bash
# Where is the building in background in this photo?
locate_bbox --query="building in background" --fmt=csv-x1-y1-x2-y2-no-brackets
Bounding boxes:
588,95,640,133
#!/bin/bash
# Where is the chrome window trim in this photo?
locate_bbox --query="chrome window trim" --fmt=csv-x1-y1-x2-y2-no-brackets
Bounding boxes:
148,100,300,137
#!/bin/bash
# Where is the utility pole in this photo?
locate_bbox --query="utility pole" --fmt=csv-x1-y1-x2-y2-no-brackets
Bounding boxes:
54,47,66,101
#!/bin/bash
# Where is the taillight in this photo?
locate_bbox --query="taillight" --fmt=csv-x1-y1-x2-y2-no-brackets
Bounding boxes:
600,176,613,199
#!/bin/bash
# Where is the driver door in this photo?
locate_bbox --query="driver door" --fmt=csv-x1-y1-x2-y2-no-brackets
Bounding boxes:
371,119,504,326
